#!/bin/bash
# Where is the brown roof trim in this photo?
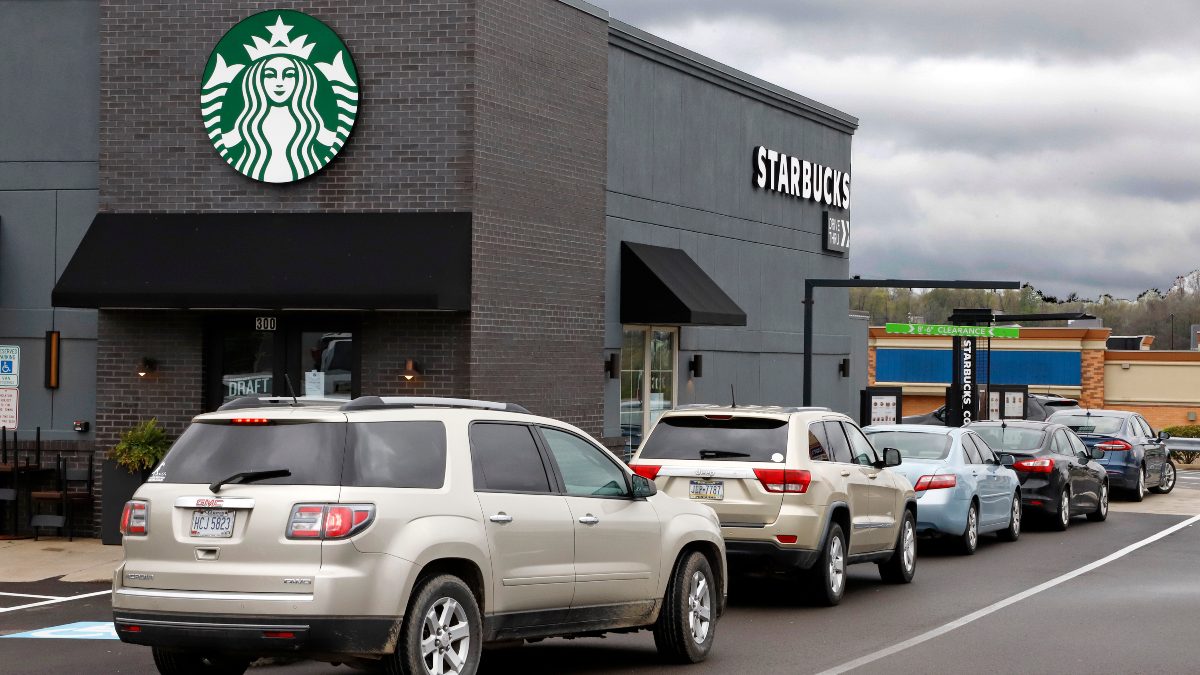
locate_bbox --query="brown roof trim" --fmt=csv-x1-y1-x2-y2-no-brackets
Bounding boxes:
1105,350,1200,362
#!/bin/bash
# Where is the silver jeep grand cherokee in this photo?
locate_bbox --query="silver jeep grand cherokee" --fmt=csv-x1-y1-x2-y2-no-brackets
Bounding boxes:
113,396,726,675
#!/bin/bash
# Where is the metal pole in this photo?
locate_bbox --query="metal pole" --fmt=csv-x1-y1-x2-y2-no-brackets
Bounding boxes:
803,280,815,406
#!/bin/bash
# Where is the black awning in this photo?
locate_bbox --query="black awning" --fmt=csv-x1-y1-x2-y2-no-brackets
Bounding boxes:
620,242,747,326
52,213,471,310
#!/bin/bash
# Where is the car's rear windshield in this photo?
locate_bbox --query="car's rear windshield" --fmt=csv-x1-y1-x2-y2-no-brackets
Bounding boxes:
638,415,789,462
971,426,1046,452
1047,414,1124,436
152,420,447,488
863,430,951,460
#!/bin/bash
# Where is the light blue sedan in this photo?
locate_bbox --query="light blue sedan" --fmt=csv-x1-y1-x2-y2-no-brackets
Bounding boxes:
864,424,1022,555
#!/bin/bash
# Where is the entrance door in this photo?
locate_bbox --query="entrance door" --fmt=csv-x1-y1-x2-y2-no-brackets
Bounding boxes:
204,315,360,411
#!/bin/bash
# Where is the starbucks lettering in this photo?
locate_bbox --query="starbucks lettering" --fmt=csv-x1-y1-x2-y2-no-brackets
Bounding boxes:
753,145,851,209
945,336,979,427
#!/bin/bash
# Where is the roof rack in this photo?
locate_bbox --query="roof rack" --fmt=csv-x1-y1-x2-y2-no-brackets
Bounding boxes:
675,404,831,413
340,396,532,414
217,397,346,411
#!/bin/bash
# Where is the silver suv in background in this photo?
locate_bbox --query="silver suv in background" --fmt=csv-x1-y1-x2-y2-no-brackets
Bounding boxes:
114,397,727,674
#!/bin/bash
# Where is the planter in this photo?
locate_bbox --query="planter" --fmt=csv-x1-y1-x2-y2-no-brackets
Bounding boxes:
100,460,150,545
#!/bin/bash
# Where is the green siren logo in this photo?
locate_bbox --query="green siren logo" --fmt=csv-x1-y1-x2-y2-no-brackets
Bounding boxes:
201,11,359,183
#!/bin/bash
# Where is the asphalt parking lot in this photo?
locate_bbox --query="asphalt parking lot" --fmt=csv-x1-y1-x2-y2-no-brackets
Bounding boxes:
2,495,1197,674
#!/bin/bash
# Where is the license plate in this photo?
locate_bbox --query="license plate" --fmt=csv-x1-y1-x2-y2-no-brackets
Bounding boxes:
191,509,235,538
689,480,724,501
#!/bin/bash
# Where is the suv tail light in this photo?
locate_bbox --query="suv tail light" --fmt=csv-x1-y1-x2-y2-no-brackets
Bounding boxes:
286,504,375,540
1013,458,1055,473
120,500,149,536
753,468,811,493
1095,440,1132,451
914,474,956,491
630,464,661,480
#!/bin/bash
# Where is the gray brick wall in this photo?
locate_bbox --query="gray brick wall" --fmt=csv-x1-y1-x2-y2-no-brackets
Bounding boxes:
469,0,608,435
360,313,471,397
99,0,474,212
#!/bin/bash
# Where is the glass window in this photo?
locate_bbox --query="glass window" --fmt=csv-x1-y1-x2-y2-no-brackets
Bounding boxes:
962,435,984,464
300,331,354,400
969,435,996,464
1048,413,1124,436
972,425,1046,452
469,423,552,493
808,423,831,462
1067,432,1089,458
823,421,853,464
1051,430,1071,456
1135,417,1154,438
639,415,788,462
648,329,675,431
843,424,879,466
155,421,346,485
863,430,951,460
219,330,275,404
540,427,629,497
619,328,646,457
343,422,447,489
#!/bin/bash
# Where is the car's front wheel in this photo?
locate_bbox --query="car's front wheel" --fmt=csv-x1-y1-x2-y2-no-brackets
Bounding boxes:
654,550,717,663
387,574,482,675
878,510,916,584
151,648,249,675
1151,461,1177,494
997,494,1021,542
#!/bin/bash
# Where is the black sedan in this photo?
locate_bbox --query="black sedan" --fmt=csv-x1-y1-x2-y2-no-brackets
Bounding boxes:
969,420,1109,530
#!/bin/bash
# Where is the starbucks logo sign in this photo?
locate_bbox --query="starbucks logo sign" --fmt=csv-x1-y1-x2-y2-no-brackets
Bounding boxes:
201,11,359,183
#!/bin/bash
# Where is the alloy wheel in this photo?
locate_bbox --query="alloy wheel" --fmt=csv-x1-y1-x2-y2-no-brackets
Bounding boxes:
1138,467,1146,497
966,506,979,550
421,597,470,675
828,535,846,596
1161,463,1176,491
1100,483,1108,516
901,520,915,573
686,570,712,644
1011,497,1021,536
1060,490,1070,527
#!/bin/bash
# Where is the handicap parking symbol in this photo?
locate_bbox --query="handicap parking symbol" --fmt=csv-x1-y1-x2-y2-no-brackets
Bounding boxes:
0,361,12,374
2,621,118,640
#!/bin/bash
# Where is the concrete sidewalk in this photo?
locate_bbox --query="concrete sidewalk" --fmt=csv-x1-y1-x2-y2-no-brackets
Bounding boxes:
0,538,121,583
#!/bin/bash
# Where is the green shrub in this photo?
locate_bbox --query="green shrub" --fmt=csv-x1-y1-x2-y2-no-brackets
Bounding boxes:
1163,425,1200,438
111,418,172,471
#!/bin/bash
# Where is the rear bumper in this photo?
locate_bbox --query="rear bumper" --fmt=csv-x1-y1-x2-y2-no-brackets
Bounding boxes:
113,610,400,657
725,540,821,572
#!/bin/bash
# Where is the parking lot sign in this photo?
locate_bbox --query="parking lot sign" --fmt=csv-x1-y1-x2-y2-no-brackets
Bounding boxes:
0,388,17,429
0,345,17,387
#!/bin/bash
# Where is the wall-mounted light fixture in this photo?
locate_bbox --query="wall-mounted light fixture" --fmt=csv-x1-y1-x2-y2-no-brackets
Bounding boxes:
44,330,61,389
137,357,158,378
838,357,851,378
604,353,620,379
1189,411,1197,422
403,359,422,381
688,354,703,378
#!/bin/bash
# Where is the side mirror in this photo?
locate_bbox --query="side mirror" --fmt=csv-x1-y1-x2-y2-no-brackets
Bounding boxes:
999,453,1016,467
882,447,902,468
1090,447,1106,460
1158,430,1171,441
631,473,657,498
934,409,945,422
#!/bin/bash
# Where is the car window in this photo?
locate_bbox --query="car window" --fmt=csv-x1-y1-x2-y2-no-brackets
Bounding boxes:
962,435,984,464
155,421,347,486
1135,417,1154,438
843,423,879,466
971,425,1046,452
469,423,553,494
1049,413,1124,436
969,434,996,464
540,427,629,498
343,421,447,489
808,422,831,462
822,421,854,464
1051,430,1072,456
637,415,789,462
1067,432,1089,458
863,430,951,460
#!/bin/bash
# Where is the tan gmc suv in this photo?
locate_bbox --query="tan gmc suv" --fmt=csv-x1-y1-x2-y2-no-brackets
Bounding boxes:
113,397,727,675
630,406,916,606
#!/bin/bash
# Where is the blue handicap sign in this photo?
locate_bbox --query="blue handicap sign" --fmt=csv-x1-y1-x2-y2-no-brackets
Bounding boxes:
2,621,118,640
0,361,12,374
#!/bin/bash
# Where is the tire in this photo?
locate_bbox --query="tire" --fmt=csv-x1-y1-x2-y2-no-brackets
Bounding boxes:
1050,487,1071,531
804,523,847,606
1087,481,1109,522
654,551,717,664
151,648,248,675
997,494,1021,542
878,510,916,584
956,502,980,555
1151,461,1177,494
1129,465,1146,502
385,574,482,675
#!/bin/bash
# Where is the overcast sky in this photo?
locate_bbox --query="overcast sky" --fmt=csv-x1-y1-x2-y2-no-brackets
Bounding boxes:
592,0,1200,299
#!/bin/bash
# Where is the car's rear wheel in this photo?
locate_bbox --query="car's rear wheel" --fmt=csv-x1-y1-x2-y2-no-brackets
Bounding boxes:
387,574,482,675
957,502,979,555
878,511,916,584
654,550,717,663
805,523,846,606
1151,461,1177,494
1050,487,1071,531
1129,466,1146,502
151,648,249,675
1087,482,1109,522
997,494,1021,542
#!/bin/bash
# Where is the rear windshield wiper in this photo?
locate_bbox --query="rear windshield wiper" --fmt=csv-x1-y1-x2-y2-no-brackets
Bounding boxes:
699,449,750,459
210,468,292,493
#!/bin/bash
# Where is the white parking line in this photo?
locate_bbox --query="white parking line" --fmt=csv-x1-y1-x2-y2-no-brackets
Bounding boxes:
816,512,1200,675
0,591,109,614
0,592,62,600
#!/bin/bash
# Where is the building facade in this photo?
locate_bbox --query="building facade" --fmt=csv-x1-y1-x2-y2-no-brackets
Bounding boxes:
1,0,862,536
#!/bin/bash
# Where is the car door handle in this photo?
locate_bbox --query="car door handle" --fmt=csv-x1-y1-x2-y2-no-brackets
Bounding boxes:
867,473,879,480
578,515,600,525
840,470,852,477
489,513,513,524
